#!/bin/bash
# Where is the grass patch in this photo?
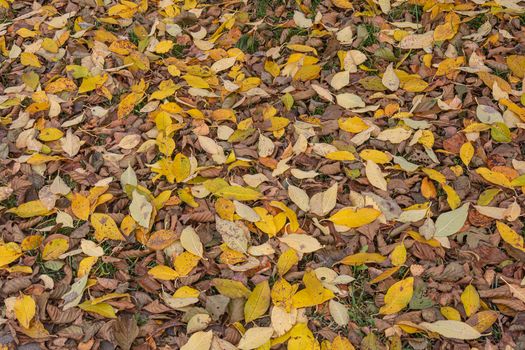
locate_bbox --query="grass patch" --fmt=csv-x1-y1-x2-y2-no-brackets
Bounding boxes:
467,14,487,29
360,23,380,47
235,34,259,54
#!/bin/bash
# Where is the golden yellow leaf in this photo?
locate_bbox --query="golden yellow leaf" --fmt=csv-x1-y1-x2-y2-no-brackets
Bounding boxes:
339,252,386,266
154,40,173,54
390,243,406,266
148,265,179,280
6,200,54,218
476,167,512,188
442,184,461,210
379,277,414,314
78,300,117,318
338,116,369,133
440,306,461,321
292,270,334,308
212,278,251,298
496,221,525,252
173,251,200,276
0,242,22,267
277,249,299,276
329,207,381,228
77,256,98,278
244,280,270,322
42,238,69,260
461,285,480,317
146,229,177,250
14,294,36,329
332,336,355,350
264,60,280,78
359,149,391,164
71,193,90,220
20,52,41,67
460,142,474,166
90,213,125,241
183,74,209,89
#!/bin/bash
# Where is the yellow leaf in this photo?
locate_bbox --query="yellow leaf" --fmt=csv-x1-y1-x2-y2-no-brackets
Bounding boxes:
146,229,177,250
293,64,321,81
244,280,271,322
326,150,356,161
338,116,369,133
433,12,460,42
212,278,251,298
173,251,200,276
476,167,512,188
255,207,287,237
339,252,386,266
90,213,125,241
45,77,77,94
6,200,54,218
277,249,299,276
287,323,319,350
507,55,525,78
390,243,406,266
332,336,355,350
215,185,261,201
78,75,107,94
496,221,525,253
422,168,446,185
78,300,117,318
402,78,428,92
359,149,391,164
42,238,69,260
329,207,381,228
77,256,98,277
71,193,90,220
271,278,298,312
264,60,280,78
21,236,42,251
369,266,401,284
440,306,461,321
460,142,474,166
38,128,63,142
155,40,173,54
211,108,236,123
173,153,191,182
332,0,353,9
20,52,41,67
183,74,209,89
442,184,461,210
0,243,22,267
461,285,480,317
467,310,498,333
148,265,179,280
292,270,334,308
14,294,36,329
379,277,414,314
117,92,140,119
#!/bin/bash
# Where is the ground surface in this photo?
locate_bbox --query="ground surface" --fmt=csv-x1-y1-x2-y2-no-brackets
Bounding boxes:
1,0,525,349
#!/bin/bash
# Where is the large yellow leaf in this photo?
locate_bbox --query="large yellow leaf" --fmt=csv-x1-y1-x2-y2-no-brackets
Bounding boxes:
42,238,69,260
244,280,270,322
379,277,414,314
6,200,54,218
476,167,511,188
292,270,334,308
0,243,22,267
212,278,251,298
148,265,179,280
71,193,90,220
14,294,36,328
496,221,525,252
329,207,381,227
339,252,386,266
461,285,480,317
90,213,125,241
